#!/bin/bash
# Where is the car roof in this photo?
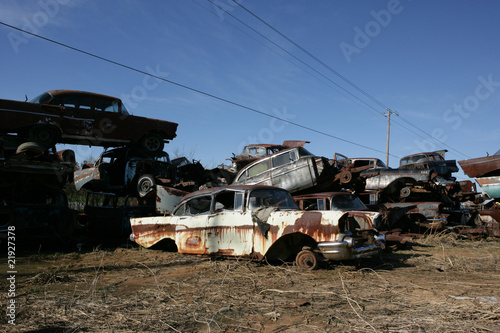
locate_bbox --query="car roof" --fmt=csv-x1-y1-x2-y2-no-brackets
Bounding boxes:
180,185,287,201
401,150,448,159
293,192,357,200
47,90,121,101
236,147,313,176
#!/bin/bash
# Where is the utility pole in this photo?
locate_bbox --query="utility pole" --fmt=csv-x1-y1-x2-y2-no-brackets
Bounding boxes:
383,109,398,167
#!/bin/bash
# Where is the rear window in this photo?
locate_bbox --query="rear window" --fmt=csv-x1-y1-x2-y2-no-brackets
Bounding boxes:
297,147,314,157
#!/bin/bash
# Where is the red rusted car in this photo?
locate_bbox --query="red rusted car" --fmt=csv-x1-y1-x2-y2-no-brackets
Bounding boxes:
0,90,178,154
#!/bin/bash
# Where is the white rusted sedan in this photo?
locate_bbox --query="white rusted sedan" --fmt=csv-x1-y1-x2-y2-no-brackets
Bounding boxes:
130,185,385,269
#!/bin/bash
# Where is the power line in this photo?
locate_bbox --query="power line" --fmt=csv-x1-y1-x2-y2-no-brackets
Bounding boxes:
230,1,469,159
0,21,395,157
233,0,387,111
203,0,384,118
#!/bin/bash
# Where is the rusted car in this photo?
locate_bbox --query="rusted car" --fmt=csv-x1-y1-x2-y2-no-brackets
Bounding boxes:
0,90,178,154
230,140,310,171
74,146,176,197
232,147,338,195
399,150,459,181
331,154,388,189
129,185,385,270
294,192,383,230
381,201,473,231
172,157,236,191
360,168,437,202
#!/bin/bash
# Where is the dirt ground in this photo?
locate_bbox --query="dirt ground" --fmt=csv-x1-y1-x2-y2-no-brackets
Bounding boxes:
1,234,499,333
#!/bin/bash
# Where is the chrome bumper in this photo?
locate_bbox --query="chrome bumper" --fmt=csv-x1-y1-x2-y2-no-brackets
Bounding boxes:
318,234,386,261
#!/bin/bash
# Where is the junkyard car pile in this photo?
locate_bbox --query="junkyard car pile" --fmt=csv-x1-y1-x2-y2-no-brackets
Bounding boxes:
1,90,498,268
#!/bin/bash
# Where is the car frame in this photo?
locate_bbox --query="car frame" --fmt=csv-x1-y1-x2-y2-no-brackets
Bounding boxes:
129,185,385,269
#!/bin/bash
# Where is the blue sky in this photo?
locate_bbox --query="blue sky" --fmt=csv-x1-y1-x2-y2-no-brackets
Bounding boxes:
1,0,499,181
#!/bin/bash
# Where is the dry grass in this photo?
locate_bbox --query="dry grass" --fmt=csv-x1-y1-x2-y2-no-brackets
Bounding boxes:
1,239,499,332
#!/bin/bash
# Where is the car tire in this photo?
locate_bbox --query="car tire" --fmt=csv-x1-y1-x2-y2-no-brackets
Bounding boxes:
28,124,60,148
137,174,156,197
16,141,45,155
140,133,164,156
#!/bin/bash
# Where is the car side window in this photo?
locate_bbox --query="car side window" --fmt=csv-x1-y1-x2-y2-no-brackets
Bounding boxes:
94,97,117,112
173,203,185,216
272,150,296,168
317,199,326,210
247,160,269,177
213,191,236,212
234,192,244,211
48,96,64,106
64,95,91,110
48,95,91,110
185,196,211,215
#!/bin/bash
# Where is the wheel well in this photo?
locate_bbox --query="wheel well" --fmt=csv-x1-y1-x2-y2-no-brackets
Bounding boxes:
150,238,178,252
27,123,62,146
140,130,166,142
264,232,317,262
407,213,427,223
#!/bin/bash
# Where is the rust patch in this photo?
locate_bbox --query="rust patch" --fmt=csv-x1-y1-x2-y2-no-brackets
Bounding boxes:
185,236,202,247
282,211,340,238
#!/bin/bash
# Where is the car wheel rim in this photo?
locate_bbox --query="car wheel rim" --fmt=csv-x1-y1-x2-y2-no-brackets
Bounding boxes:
296,250,318,270
145,137,161,152
140,180,152,193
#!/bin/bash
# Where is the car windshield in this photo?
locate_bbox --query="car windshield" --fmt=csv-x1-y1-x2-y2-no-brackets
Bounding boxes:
248,189,298,210
245,146,267,156
330,194,367,211
30,92,52,104
155,152,171,163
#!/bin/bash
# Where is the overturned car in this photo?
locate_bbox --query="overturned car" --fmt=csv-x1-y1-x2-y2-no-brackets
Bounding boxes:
129,185,385,269
232,146,338,195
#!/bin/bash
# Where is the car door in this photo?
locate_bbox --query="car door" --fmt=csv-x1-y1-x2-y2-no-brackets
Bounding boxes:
205,191,254,256
92,96,125,145
54,93,94,138
173,195,211,255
